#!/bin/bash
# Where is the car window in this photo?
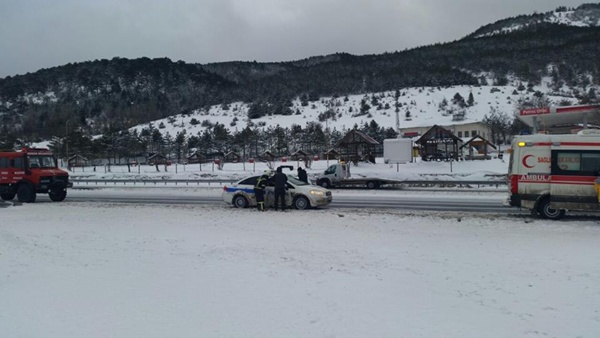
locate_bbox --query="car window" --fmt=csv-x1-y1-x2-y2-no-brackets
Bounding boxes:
286,175,308,186
239,176,259,186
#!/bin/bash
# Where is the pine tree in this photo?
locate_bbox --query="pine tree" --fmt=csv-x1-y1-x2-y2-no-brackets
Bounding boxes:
452,93,466,108
359,99,371,115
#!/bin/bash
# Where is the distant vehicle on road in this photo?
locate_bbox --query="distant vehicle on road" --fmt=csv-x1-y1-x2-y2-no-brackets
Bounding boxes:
316,163,403,189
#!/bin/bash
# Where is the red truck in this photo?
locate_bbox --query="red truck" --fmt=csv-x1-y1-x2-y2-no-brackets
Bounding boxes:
0,147,72,203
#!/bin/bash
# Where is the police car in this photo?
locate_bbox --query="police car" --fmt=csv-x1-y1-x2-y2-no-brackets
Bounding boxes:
222,169,332,210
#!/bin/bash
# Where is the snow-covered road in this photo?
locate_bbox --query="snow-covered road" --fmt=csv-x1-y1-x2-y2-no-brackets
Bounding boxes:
1,201,600,338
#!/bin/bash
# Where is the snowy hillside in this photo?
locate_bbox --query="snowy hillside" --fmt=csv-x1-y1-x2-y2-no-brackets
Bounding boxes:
547,5,600,26
473,4,600,38
129,81,579,138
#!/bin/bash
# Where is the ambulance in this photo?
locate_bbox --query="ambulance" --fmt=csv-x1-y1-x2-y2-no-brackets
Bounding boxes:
506,130,600,220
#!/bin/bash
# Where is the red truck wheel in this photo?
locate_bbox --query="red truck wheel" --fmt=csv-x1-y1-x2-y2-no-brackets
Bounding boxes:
17,184,36,203
49,189,67,202
1,193,15,201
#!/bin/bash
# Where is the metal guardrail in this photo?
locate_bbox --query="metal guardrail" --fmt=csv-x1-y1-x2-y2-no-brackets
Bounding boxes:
70,178,507,187
397,180,506,188
71,179,233,186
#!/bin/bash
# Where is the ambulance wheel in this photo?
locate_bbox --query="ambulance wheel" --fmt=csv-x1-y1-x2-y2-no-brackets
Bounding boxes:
233,195,249,208
537,198,565,220
1,193,15,201
293,196,310,210
17,184,36,203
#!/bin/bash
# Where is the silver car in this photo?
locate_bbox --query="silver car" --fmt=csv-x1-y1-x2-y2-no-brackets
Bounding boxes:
222,174,332,210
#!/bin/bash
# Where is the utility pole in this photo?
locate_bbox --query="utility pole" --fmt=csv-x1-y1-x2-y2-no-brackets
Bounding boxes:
65,119,70,163
326,116,329,167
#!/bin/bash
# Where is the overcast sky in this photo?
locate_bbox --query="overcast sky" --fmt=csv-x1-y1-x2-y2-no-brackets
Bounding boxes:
0,0,591,78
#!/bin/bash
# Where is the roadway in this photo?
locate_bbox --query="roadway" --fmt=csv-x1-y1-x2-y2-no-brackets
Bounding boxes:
6,187,524,215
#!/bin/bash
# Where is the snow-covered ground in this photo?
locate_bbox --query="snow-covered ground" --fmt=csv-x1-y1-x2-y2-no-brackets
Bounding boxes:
3,156,600,337
2,201,600,338
67,156,509,183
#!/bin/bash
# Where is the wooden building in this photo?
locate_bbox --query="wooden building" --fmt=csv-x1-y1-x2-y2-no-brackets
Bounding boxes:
460,135,497,160
224,151,241,163
334,130,379,164
67,154,88,168
290,150,308,161
415,125,462,161
186,151,206,164
148,153,168,165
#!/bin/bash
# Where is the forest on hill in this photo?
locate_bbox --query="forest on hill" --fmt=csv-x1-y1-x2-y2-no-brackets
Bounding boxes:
0,4,599,160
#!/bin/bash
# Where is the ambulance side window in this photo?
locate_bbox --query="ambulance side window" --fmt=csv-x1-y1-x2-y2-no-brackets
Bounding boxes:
581,153,600,173
552,150,600,176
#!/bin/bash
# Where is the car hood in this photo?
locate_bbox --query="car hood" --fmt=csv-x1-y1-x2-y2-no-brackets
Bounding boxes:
291,184,330,194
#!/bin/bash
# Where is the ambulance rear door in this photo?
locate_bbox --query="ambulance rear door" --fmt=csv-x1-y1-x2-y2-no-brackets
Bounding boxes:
549,141,600,211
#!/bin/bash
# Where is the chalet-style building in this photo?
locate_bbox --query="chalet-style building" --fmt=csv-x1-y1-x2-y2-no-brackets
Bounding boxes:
400,121,491,141
334,130,379,164
415,125,462,161
460,135,497,160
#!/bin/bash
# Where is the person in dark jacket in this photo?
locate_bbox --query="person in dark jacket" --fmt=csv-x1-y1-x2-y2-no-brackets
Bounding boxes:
254,170,270,211
297,167,308,183
271,167,288,211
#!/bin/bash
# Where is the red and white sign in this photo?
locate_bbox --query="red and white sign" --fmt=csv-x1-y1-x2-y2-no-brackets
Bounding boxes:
516,104,600,128
519,107,550,116
522,154,536,168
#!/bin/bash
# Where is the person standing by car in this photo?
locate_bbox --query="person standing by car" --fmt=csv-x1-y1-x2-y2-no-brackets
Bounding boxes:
254,170,270,211
297,166,308,183
271,167,288,211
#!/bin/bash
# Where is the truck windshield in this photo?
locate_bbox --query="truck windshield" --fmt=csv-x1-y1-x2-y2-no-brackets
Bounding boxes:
28,155,57,169
324,165,336,175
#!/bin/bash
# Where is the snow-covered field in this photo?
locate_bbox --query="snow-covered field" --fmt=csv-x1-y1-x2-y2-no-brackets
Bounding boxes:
2,155,600,337
67,156,510,183
2,199,600,338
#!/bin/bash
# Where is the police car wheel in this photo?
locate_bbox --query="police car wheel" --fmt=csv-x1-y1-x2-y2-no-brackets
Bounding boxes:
294,196,310,210
233,195,249,208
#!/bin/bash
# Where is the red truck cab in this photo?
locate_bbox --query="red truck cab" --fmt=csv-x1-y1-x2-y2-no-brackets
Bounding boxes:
0,147,72,203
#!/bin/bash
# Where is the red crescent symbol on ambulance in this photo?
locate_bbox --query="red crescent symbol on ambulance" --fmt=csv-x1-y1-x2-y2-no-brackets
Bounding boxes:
522,155,535,169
